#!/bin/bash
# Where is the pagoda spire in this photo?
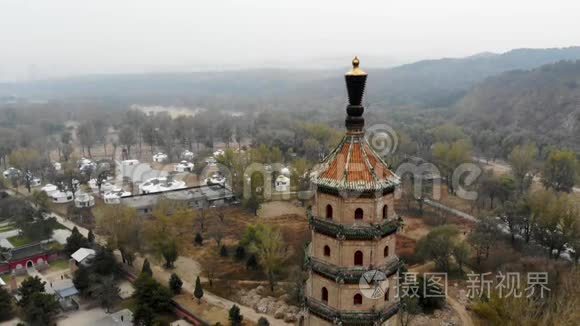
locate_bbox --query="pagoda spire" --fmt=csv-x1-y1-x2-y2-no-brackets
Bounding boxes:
345,56,368,133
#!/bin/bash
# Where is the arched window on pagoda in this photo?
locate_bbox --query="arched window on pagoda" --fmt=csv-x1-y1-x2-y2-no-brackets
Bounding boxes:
354,208,363,220
353,293,363,305
384,288,390,301
321,287,328,303
324,245,331,257
384,246,389,257
382,204,388,219
326,204,333,219
354,250,363,266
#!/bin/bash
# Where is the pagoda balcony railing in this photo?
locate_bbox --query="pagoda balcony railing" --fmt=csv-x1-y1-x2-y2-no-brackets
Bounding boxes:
308,212,399,240
306,256,401,284
306,297,399,326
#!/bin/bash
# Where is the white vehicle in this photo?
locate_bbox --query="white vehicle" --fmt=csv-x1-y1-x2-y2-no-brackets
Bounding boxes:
152,153,168,163
174,161,194,172
213,149,225,157
2,167,21,179
204,157,217,166
138,177,186,194
205,172,226,187
50,190,74,204
77,157,96,171
53,162,62,171
41,184,59,195
275,175,291,192
74,193,95,208
30,177,42,187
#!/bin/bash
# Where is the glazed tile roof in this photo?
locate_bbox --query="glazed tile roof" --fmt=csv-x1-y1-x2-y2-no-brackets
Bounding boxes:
312,133,399,192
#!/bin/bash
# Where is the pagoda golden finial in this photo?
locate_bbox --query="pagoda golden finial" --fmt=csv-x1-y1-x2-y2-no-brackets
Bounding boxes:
346,56,367,76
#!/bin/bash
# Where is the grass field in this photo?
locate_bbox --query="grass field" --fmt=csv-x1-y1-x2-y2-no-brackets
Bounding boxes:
0,223,16,233
7,235,34,247
49,259,70,270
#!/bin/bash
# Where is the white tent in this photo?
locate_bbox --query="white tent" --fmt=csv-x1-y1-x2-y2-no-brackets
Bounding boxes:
174,161,194,172
181,150,195,161
103,190,132,204
2,167,20,178
275,175,291,192
138,177,186,194
205,172,226,187
41,184,59,195
77,157,96,171
89,178,116,193
50,190,74,203
281,167,291,176
152,153,168,163
74,193,95,208
30,177,42,187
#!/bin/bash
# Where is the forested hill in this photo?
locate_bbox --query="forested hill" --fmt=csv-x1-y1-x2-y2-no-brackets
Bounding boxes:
3,47,580,109
456,60,580,152
366,47,580,107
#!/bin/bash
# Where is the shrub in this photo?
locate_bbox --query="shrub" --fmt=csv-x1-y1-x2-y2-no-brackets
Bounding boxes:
220,245,228,257
235,246,246,260
194,233,203,246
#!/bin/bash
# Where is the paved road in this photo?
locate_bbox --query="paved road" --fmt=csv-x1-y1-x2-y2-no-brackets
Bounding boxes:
423,199,477,223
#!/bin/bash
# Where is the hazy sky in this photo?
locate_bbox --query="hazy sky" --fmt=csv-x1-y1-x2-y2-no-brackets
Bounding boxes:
2,0,580,81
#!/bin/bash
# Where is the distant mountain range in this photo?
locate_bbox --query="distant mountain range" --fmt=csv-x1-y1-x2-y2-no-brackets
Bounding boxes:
364,46,580,107
2,46,580,110
456,60,580,151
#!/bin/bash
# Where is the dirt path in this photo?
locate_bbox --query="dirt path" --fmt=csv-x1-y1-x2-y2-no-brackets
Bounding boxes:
446,295,473,326
409,263,474,326
258,201,306,219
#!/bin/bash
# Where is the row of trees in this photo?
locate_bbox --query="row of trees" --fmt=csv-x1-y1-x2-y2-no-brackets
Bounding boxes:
0,276,60,325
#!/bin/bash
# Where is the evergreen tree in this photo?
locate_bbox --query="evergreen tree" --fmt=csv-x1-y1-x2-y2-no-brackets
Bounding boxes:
0,286,13,321
133,273,172,321
169,273,183,294
220,245,228,257
64,226,89,255
141,258,153,276
73,266,91,295
194,276,204,303
246,254,258,270
87,229,95,244
257,317,270,326
194,233,203,246
134,304,155,326
22,293,59,326
161,240,178,268
229,304,243,326
17,276,45,307
92,247,120,276
235,245,246,260
92,276,120,313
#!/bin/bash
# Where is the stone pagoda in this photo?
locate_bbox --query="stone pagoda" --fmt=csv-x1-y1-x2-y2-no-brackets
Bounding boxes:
304,57,401,326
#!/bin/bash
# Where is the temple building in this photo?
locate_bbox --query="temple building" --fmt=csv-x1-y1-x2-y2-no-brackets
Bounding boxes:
305,57,402,325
